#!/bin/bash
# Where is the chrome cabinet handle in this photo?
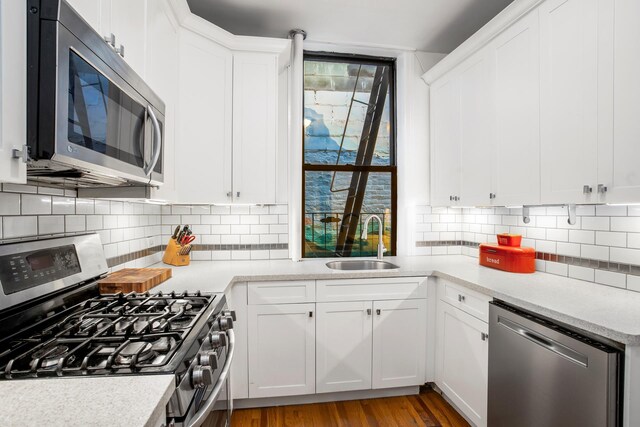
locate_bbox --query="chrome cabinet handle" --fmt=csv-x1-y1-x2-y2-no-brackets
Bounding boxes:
308,311,313,318
115,44,125,57
236,191,240,198
457,294,466,303
598,184,608,194
376,309,381,315
481,332,489,341
226,191,232,198
489,193,496,200
12,145,29,163
143,105,162,176
366,308,372,315
104,33,116,47
583,185,593,194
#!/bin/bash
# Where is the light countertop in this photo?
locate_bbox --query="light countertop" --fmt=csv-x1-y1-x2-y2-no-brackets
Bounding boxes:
4,254,640,427
153,255,640,346
0,375,175,427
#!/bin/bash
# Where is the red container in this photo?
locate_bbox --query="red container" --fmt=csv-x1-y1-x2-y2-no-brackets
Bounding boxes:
496,233,522,247
479,243,535,273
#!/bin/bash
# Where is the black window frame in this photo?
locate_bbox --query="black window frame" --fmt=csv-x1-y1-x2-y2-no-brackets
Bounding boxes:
302,52,397,258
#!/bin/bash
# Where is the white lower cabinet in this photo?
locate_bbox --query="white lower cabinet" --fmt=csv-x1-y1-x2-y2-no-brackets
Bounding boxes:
246,278,429,400
316,301,373,393
436,301,489,427
372,299,427,389
247,303,315,398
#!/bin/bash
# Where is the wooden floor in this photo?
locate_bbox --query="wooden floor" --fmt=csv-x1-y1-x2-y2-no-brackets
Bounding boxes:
231,387,470,427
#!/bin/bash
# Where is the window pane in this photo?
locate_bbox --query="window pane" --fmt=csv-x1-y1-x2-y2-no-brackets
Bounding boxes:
304,60,392,166
304,171,393,258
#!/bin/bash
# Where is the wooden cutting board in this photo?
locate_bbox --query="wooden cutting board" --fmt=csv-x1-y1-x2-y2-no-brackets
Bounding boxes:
98,268,172,294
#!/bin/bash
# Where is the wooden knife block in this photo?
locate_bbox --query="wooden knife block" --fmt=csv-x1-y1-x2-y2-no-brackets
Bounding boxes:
162,238,190,266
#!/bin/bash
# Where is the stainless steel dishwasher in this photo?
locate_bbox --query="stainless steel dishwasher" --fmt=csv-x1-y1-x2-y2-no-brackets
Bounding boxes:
488,301,623,427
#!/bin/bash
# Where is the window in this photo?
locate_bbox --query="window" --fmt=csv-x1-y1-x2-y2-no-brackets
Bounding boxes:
303,53,396,258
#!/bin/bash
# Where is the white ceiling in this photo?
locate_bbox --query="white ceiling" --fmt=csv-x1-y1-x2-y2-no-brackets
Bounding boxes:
186,0,514,53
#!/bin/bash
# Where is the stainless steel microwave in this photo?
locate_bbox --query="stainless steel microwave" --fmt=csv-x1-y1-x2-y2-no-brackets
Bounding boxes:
26,0,165,189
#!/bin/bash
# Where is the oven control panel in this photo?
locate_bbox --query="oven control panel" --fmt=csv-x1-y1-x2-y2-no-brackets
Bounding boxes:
0,245,81,295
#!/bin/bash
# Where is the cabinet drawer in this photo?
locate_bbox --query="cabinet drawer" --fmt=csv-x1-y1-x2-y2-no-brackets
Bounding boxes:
248,280,315,305
316,277,427,302
439,280,491,322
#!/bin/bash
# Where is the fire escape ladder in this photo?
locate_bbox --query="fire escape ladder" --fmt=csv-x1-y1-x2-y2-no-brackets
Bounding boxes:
335,65,390,257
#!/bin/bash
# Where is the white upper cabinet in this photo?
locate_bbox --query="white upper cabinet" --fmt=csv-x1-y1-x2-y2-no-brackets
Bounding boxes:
108,0,148,78
599,0,640,203
65,0,104,32
145,0,178,201
68,0,148,78
0,0,27,184
458,50,493,207
232,52,278,204
175,29,233,204
539,0,604,204
430,73,461,206
489,10,541,206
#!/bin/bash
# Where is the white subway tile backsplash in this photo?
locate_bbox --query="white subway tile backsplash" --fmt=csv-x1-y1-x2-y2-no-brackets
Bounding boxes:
628,275,640,293
628,233,640,249
546,261,568,277
568,265,595,282
596,231,626,247
3,216,38,238
594,270,627,289
52,197,75,214
65,215,85,232
610,247,640,265
581,216,609,231
596,205,627,217
546,228,569,242
580,245,609,261
75,199,94,215
0,193,20,215
221,216,240,225
38,216,64,235
22,194,51,215
569,229,595,244
611,217,640,233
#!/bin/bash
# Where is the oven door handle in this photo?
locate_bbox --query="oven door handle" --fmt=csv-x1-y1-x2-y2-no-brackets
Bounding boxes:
144,105,162,176
187,329,235,427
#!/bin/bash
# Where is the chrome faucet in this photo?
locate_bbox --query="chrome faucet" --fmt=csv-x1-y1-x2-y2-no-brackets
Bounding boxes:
361,214,386,260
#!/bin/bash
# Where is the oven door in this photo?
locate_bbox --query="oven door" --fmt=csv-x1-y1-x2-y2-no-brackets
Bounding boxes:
43,20,164,185
183,329,235,427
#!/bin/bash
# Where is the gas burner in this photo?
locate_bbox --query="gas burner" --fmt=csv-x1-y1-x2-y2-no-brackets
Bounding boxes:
31,345,75,369
171,300,193,313
115,342,155,366
169,317,193,329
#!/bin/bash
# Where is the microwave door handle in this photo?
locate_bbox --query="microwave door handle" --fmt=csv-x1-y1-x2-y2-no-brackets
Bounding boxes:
144,105,162,176
187,329,235,427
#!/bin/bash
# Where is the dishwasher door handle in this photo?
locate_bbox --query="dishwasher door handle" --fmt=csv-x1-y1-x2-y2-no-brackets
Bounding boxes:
498,315,588,367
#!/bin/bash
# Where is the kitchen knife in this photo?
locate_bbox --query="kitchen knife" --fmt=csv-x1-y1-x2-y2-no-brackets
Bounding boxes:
172,225,180,240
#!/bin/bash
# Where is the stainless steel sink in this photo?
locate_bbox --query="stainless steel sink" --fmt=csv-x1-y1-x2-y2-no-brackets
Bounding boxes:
325,260,400,271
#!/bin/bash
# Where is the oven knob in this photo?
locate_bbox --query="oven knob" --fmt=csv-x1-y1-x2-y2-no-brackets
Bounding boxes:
219,315,234,331
223,310,237,321
198,350,218,369
208,331,227,348
191,365,213,388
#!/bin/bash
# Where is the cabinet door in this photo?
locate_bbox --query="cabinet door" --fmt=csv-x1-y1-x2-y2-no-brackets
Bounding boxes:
146,0,178,201
600,0,640,203
109,0,147,78
436,302,488,427
459,51,493,207
232,52,278,204
248,303,315,398
490,10,541,206
175,29,233,204
372,299,427,389
65,0,103,32
316,301,373,393
540,0,599,204
430,74,460,206
0,0,27,184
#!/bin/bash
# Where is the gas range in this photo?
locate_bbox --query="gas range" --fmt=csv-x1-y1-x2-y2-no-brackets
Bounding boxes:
0,234,235,427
